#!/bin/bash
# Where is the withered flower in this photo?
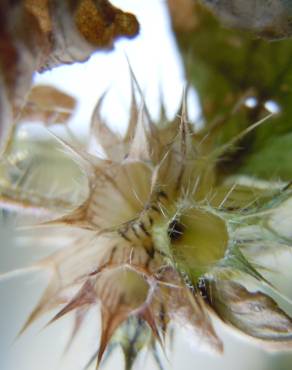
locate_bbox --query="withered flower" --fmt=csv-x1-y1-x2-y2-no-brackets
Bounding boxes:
1,86,292,369
0,0,139,152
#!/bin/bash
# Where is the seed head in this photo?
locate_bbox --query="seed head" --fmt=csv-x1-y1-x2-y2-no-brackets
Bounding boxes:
1,84,292,369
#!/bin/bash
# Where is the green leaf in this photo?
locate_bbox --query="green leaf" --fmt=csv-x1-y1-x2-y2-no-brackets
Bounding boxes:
239,132,292,180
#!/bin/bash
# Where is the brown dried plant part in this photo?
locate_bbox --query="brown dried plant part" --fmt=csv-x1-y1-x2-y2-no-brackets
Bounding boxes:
19,84,77,126
171,0,292,40
167,0,198,32
26,0,139,70
0,0,139,152
207,279,292,350
0,0,47,152
199,0,292,40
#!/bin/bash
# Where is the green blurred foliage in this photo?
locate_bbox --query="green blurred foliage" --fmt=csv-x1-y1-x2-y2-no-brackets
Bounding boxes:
171,2,292,180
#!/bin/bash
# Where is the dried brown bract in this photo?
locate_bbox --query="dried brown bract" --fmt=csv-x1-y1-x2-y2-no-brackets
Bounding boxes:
19,84,76,126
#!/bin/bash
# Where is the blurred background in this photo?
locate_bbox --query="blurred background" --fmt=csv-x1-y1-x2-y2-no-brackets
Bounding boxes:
1,0,292,369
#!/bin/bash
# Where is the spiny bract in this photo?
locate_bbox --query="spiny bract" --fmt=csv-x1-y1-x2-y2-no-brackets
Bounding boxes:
1,84,292,370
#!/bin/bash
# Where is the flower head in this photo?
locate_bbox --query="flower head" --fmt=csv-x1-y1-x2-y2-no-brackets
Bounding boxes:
1,85,292,369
